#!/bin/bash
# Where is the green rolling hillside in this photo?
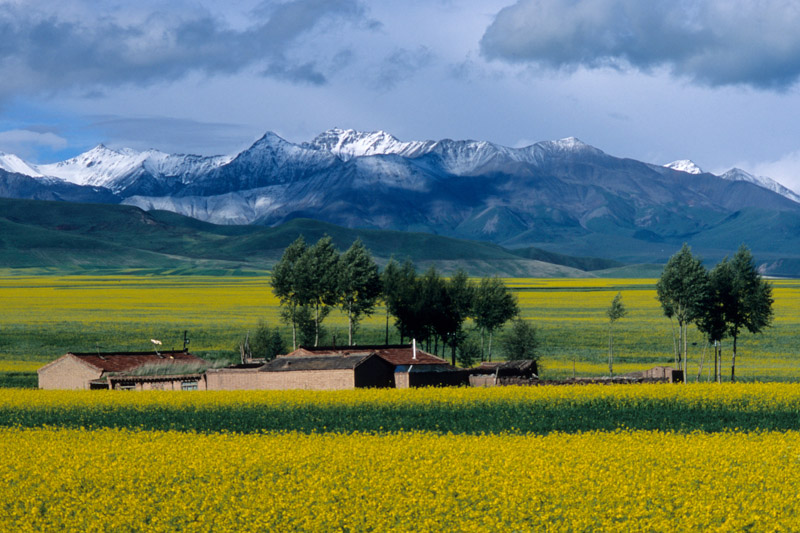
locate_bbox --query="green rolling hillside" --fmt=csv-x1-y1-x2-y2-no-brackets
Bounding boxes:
0,198,620,277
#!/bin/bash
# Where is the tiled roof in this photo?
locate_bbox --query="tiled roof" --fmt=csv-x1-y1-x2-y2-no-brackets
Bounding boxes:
67,351,206,373
261,354,372,372
286,345,449,366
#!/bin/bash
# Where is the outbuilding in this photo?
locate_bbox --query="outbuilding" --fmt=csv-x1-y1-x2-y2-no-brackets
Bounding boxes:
37,350,208,390
206,351,394,390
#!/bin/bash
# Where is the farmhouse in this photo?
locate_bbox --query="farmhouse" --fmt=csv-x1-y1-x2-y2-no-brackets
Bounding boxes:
37,350,208,390
283,344,466,388
207,344,466,390
206,352,395,390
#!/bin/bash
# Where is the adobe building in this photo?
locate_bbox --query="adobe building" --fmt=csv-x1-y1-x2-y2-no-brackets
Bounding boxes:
282,344,467,388
37,350,208,390
206,352,394,390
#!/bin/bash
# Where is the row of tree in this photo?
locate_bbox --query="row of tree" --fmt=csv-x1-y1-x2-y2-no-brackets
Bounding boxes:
271,236,521,365
656,244,773,382
382,260,519,364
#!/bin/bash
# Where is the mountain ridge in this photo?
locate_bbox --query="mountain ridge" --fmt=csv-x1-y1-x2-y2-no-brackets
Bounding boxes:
2,129,800,270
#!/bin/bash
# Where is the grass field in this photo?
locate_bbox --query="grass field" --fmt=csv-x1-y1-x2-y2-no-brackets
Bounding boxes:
2,273,800,383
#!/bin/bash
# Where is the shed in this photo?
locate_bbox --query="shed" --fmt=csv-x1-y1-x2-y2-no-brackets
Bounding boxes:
37,350,208,390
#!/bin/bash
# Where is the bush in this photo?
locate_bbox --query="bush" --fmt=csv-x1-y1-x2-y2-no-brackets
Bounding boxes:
457,338,481,368
250,321,287,360
500,319,539,361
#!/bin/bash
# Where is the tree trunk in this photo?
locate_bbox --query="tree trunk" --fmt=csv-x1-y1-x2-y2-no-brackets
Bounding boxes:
314,303,320,347
291,311,297,350
713,342,718,383
385,310,389,346
347,304,353,346
488,331,493,362
608,325,613,376
731,335,738,383
718,345,723,384
480,328,486,361
451,341,456,366
682,322,688,382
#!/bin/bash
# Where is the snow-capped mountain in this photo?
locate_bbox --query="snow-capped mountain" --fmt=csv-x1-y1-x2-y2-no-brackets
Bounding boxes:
3,128,800,256
664,160,703,174
306,128,434,161
0,152,43,177
34,144,231,194
719,168,800,204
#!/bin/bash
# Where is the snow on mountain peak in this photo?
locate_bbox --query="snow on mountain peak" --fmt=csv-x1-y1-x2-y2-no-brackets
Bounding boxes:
36,143,230,191
0,152,43,177
665,160,704,174
533,137,602,155
307,128,432,161
721,167,800,204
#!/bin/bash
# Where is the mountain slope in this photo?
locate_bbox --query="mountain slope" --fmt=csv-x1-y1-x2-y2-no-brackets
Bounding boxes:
0,197,607,277
3,129,800,269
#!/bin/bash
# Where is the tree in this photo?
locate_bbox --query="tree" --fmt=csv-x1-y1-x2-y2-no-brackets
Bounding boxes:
294,236,341,346
457,337,481,368
473,277,519,361
382,259,420,344
338,239,381,345
271,236,307,349
500,319,539,361
656,244,709,378
417,266,447,353
250,321,286,361
294,305,325,347
443,269,475,366
606,292,627,376
697,261,732,382
722,245,774,382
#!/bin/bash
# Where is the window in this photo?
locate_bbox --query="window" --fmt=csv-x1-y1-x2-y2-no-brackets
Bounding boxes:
118,383,136,391
181,381,198,391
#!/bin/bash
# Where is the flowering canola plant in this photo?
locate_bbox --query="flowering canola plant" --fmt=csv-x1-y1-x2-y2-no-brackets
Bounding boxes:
2,426,800,532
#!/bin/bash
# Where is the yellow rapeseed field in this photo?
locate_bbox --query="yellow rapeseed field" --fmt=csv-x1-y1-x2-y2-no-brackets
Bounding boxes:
2,426,799,532
2,274,800,380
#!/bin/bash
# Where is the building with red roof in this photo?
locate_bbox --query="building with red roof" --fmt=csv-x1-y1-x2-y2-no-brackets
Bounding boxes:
38,350,208,390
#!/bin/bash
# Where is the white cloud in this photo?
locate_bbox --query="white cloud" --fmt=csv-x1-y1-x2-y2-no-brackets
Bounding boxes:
0,129,68,158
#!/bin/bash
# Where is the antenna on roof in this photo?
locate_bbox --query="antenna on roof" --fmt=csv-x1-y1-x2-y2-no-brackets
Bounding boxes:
151,339,163,358
412,338,417,360
183,330,190,352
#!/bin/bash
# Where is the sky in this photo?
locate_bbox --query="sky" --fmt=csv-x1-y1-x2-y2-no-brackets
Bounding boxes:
2,0,800,190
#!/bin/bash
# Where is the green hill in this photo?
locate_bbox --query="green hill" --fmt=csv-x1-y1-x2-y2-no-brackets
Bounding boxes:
0,198,621,277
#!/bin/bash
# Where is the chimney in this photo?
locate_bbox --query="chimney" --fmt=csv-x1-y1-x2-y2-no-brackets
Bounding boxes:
412,338,417,360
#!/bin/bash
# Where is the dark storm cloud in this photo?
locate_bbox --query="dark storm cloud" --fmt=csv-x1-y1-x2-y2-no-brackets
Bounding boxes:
481,0,800,90
0,0,366,101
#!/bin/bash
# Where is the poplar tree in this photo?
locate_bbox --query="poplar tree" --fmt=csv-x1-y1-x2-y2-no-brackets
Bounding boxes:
443,269,475,366
656,244,709,378
473,277,518,361
338,239,381,345
697,261,731,382
723,245,774,382
606,292,627,376
271,236,307,350
294,236,340,346
382,259,419,344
